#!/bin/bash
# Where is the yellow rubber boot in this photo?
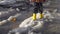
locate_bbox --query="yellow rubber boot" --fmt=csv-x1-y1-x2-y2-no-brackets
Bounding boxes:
39,13,44,19
32,13,36,21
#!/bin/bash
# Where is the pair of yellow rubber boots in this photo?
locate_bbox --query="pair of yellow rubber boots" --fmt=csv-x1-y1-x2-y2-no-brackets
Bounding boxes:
32,13,44,21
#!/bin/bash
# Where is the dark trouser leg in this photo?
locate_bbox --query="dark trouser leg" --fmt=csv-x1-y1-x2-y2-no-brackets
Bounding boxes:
39,2,44,19
39,2,43,14
32,2,38,21
33,2,38,14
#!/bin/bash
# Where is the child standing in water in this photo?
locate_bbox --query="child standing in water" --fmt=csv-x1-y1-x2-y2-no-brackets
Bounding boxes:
30,0,46,21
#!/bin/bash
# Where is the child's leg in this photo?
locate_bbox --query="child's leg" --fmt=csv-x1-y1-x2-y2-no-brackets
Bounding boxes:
39,2,44,19
32,2,38,21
